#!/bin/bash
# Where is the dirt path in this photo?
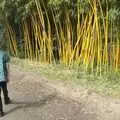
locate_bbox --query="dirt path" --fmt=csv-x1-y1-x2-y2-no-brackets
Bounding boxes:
1,64,120,120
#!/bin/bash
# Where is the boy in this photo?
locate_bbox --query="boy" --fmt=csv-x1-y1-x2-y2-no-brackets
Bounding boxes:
0,50,11,117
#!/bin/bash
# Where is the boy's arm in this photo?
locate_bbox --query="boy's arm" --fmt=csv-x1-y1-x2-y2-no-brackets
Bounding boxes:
5,53,10,82
6,63,9,82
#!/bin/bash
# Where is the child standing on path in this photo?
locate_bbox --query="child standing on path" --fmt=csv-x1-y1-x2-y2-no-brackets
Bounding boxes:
0,50,11,117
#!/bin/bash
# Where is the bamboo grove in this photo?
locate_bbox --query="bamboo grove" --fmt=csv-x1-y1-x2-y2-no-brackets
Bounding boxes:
6,0,120,74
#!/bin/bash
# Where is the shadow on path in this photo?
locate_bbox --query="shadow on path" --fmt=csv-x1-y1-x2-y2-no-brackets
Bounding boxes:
5,93,57,115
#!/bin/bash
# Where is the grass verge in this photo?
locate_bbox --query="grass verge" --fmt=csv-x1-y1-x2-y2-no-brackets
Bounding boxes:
11,57,120,98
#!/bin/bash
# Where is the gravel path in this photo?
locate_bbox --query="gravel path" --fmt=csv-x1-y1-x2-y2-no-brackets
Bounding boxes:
0,64,120,120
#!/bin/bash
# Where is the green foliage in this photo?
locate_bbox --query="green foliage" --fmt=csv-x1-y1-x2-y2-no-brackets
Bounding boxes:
48,0,120,23
0,0,120,56
0,0,119,24
0,0,35,23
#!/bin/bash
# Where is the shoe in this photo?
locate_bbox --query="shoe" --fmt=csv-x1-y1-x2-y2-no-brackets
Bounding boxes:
0,111,4,117
4,97,11,105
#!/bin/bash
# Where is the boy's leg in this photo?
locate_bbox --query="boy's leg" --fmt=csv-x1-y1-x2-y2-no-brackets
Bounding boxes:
2,82,11,105
0,88,4,116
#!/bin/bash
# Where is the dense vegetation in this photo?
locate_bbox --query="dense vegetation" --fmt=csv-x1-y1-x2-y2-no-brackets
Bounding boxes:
0,0,120,74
